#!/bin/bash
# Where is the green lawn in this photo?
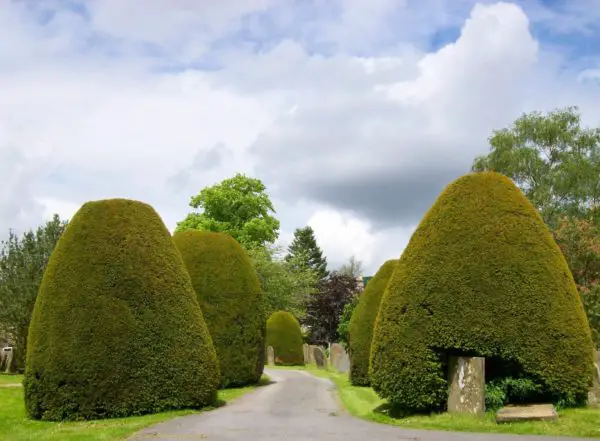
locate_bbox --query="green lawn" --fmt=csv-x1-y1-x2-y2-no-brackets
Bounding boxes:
0,374,269,441
271,365,600,438
0,374,22,385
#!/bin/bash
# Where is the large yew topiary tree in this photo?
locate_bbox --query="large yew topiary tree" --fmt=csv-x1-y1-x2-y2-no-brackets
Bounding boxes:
24,199,220,421
266,311,304,366
172,230,265,388
370,172,595,412
348,259,397,386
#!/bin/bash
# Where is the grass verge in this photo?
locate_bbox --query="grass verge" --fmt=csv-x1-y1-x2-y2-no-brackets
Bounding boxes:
0,374,22,385
0,374,269,441
270,365,600,438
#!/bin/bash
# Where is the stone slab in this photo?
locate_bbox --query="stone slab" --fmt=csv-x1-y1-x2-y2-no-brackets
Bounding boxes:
496,404,558,423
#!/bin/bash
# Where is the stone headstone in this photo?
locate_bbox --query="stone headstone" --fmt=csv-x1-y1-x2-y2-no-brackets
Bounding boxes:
496,404,558,423
311,346,326,369
329,343,350,373
447,356,485,415
303,343,311,365
0,347,14,374
587,350,600,407
267,346,275,366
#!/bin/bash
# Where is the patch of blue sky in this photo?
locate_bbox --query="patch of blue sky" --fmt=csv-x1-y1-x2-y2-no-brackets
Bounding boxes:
20,0,90,24
151,2,342,72
16,0,600,75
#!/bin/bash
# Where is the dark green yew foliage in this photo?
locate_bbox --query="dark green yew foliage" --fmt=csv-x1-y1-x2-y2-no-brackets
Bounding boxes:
370,172,595,412
24,199,220,421
266,311,304,366
348,259,397,386
173,230,265,388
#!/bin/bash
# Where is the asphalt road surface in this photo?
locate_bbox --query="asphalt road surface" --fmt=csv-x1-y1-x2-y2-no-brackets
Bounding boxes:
130,368,595,441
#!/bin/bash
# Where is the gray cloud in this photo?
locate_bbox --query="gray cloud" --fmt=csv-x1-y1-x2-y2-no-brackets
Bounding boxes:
245,2,539,231
0,145,46,236
296,166,466,229
167,143,233,191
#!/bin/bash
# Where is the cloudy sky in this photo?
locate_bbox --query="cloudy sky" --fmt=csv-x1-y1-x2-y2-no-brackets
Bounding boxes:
2,0,600,274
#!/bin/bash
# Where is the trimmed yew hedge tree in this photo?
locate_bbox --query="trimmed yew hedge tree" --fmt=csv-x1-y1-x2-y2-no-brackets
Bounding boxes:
370,172,595,412
173,230,264,388
348,259,397,386
266,311,304,366
24,199,220,421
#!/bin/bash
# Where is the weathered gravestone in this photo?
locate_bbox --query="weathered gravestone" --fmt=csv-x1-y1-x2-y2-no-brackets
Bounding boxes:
496,404,558,423
587,350,600,407
329,343,350,373
0,347,14,373
303,343,312,365
311,346,327,369
447,356,485,415
267,346,275,366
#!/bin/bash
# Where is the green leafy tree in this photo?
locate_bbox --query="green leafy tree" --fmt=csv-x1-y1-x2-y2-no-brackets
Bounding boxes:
0,214,67,371
176,173,280,249
285,226,328,280
248,245,318,319
472,106,600,228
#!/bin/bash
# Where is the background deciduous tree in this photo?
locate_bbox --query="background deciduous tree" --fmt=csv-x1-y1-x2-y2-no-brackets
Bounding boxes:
248,245,318,320
176,173,280,249
472,106,600,227
303,272,358,346
0,214,67,371
285,226,328,280
338,255,364,278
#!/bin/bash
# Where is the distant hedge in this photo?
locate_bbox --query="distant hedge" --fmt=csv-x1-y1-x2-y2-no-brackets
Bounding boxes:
173,230,264,388
266,311,304,366
348,259,397,386
370,172,595,412
24,199,220,421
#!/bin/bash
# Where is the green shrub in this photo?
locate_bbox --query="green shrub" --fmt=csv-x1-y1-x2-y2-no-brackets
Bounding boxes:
370,172,595,413
337,294,359,349
485,381,507,412
485,377,542,411
24,199,220,421
266,311,304,366
348,259,397,386
172,230,264,388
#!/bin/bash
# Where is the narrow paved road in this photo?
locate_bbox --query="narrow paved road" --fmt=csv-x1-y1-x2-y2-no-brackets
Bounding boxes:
130,369,595,441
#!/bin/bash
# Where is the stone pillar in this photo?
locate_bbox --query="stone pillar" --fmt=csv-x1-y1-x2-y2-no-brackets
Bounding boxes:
447,356,485,415
267,346,275,366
